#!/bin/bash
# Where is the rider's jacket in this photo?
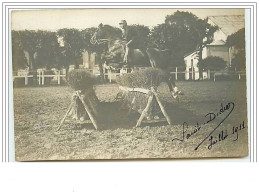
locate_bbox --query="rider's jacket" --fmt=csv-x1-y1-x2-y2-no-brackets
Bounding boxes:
121,27,138,49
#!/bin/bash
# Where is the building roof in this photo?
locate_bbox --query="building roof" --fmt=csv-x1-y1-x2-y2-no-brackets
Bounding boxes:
208,15,245,36
184,15,245,58
184,49,199,58
207,39,226,46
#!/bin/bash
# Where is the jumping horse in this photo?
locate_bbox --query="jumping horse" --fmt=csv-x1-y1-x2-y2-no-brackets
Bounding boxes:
90,25,181,98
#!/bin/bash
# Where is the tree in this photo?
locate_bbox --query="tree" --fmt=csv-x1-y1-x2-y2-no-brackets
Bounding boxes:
226,28,246,71
198,56,227,71
11,31,28,71
226,28,245,49
19,30,41,70
129,24,150,49
34,31,61,69
230,50,246,71
57,28,84,69
18,30,61,70
149,11,218,76
81,27,100,64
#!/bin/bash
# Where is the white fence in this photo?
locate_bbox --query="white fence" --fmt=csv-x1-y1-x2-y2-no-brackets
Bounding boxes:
13,69,66,86
37,69,66,85
170,67,246,81
13,66,246,86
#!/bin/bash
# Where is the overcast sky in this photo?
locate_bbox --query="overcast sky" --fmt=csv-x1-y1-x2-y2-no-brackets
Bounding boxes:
12,9,245,31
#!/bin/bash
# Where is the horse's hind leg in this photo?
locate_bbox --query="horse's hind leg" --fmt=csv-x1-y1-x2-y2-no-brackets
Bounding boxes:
167,74,183,99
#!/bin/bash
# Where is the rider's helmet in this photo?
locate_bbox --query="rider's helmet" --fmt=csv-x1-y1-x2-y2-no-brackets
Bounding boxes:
98,23,103,29
119,20,127,26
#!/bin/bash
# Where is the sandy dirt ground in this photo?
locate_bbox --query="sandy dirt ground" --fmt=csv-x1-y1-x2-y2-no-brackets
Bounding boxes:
13,81,248,161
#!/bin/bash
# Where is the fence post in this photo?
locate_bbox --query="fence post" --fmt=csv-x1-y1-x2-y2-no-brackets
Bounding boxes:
108,69,112,83
175,67,178,80
58,70,61,85
42,70,45,85
239,73,241,80
38,71,41,85
208,69,210,80
191,66,194,80
25,75,28,85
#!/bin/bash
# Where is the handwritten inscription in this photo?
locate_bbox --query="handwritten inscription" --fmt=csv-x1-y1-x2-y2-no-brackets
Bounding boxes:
207,121,245,150
172,102,245,150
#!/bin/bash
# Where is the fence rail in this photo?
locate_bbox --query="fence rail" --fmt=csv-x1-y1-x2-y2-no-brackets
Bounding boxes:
170,67,246,81
13,67,247,86
13,69,66,86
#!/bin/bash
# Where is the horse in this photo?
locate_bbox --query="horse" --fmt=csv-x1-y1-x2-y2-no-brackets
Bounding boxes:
90,25,181,98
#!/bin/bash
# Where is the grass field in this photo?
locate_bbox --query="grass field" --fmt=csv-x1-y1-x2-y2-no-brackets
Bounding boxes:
13,81,248,161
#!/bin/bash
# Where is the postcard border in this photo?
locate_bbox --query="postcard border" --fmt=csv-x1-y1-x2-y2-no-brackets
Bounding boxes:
1,1,257,162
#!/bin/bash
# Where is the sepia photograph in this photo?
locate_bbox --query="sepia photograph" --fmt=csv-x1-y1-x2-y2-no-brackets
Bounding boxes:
11,8,248,161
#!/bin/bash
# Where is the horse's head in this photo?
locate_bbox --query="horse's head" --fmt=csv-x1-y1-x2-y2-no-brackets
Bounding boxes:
90,24,122,46
90,24,126,63
90,25,108,45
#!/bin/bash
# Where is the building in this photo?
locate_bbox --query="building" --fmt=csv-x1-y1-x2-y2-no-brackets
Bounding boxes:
184,15,245,80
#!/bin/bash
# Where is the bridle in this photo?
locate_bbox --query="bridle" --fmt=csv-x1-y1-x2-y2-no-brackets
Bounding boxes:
90,32,111,45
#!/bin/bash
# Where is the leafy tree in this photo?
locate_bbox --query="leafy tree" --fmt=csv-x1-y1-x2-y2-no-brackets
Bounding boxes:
11,31,28,71
34,31,61,69
226,28,245,49
18,30,61,70
198,56,227,71
226,28,246,71
19,30,41,70
230,50,246,71
149,11,218,77
129,24,150,49
57,28,84,69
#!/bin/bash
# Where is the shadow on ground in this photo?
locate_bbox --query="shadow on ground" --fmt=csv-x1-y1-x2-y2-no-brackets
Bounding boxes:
91,101,203,130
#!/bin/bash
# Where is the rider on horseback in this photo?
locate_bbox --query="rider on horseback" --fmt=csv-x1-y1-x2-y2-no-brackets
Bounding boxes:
119,20,137,64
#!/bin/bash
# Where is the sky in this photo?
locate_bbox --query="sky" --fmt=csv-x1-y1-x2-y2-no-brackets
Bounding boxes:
11,9,245,31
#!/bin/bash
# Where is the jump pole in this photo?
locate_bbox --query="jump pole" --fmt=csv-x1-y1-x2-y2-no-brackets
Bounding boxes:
151,87,171,125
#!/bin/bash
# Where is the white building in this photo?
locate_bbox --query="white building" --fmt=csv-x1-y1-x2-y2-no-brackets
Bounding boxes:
184,15,245,80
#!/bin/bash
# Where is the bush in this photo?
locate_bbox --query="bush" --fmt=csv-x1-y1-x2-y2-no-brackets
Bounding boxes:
116,68,167,89
230,50,246,71
198,56,227,71
67,69,94,91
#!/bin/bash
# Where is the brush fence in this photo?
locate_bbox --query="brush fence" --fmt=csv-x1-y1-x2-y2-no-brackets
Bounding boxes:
119,86,171,127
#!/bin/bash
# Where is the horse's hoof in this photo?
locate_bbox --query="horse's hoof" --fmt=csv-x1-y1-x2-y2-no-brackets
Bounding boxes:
171,92,177,99
178,91,184,95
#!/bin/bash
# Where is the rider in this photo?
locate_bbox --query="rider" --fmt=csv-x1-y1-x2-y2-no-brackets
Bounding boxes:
119,20,137,64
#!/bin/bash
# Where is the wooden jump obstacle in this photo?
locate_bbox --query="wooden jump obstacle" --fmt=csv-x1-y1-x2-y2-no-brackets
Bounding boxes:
57,90,100,131
119,86,171,127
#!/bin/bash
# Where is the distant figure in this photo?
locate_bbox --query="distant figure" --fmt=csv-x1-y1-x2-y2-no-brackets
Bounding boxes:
119,20,137,64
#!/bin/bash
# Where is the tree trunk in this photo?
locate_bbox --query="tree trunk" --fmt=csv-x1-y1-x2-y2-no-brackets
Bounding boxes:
88,51,91,68
28,52,35,70
198,45,203,80
74,56,80,69
96,53,104,83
